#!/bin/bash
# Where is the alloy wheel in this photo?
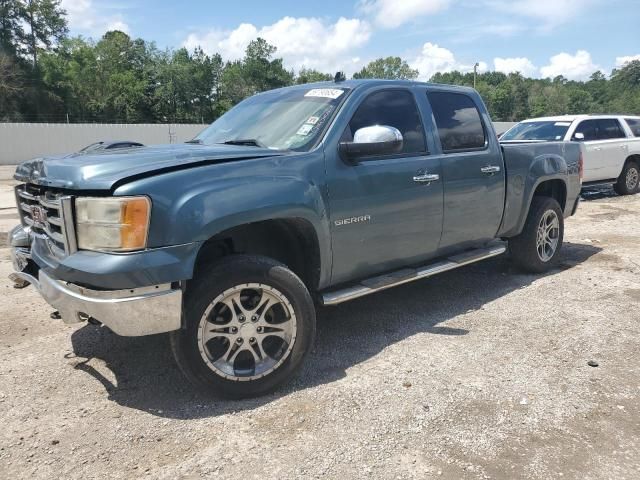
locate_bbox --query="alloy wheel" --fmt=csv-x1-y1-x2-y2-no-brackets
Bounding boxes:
197,283,297,381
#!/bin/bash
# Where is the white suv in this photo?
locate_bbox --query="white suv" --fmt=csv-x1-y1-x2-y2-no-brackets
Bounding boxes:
501,115,640,195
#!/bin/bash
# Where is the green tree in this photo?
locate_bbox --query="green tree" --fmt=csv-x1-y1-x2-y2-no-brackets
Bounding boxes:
23,0,67,67
0,50,23,119
218,38,293,108
296,68,332,84
0,0,26,56
153,47,223,123
353,56,418,80
5,4,640,124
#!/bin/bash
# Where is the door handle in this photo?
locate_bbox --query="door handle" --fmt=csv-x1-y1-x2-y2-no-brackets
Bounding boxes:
413,173,440,183
480,165,501,175
593,147,602,151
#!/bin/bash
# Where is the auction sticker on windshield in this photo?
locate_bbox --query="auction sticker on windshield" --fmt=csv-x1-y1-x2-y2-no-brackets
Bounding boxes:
305,89,344,99
296,124,313,136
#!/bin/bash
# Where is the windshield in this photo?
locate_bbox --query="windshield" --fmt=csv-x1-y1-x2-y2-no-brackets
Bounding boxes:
195,87,350,151
501,121,572,141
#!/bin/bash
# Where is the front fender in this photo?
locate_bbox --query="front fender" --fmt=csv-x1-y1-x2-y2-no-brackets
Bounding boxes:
171,176,328,243
115,154,332,287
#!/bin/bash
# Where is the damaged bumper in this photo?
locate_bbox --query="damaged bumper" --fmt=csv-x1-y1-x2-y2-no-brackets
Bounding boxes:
8,225,182,336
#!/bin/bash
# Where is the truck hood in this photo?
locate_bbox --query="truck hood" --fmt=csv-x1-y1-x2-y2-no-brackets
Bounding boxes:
14,143,285,191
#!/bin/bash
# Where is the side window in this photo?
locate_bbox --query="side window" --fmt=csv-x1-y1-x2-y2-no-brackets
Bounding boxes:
573,120,598,141
597,119,626,139
625,118,640,137
345,90,426,155
426,91,486,153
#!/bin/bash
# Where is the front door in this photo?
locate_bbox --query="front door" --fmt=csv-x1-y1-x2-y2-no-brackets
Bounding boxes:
325,88,444,285
572,119,606,182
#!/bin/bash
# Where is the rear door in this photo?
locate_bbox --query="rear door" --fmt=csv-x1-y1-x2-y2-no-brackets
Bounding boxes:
595,118,629,179
425,89,505,250
325,88,444,285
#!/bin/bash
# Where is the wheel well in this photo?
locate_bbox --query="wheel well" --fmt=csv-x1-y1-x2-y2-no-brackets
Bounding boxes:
533,179,567,211
192,218,321,291
625,154,640,168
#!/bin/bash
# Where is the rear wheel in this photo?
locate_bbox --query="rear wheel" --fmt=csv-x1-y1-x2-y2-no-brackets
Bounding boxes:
171,255,316,398
509,197,564,273
613,161,639,195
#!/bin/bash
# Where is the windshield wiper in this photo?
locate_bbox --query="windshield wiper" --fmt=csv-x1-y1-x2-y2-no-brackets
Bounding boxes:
185,139,203,144
220,138,266,148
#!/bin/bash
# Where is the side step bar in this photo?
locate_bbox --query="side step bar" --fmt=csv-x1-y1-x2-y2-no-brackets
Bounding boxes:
321,242,507,306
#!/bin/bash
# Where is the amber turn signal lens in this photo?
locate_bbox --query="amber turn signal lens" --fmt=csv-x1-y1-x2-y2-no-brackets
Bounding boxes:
121,197,151,250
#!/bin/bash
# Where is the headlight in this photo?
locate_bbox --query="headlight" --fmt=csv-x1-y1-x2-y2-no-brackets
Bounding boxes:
75,196,151,252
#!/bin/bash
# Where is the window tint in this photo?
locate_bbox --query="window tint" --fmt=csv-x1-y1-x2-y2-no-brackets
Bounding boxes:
427,91,486,152
573,120,598,141
626,118,640,137
597,119,626,139
345,90,426,155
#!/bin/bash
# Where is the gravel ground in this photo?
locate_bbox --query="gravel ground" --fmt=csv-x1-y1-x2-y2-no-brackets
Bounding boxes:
0,165,639,479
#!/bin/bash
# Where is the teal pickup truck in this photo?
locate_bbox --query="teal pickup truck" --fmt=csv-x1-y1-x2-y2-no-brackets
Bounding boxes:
9,80,582,398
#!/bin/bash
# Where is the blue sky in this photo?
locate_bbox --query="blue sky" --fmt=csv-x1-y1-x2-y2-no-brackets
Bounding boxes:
61,0,639,80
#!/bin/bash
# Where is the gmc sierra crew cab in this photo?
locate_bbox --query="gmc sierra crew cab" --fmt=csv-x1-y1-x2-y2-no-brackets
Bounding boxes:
9,80,583,398
501,115,640,195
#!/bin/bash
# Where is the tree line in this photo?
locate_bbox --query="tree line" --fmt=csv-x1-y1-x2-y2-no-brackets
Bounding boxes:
1,0,639,124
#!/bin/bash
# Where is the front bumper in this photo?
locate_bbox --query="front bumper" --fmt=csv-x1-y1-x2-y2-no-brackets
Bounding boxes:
9,225,183,336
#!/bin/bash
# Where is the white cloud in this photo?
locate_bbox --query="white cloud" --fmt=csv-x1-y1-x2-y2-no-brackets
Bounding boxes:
615,54,640,67
358,0,451,28
488,0,598,30
409,42,486,81
183,16,371,75
540,50,600,80
494,57,537,76
61,0,130,36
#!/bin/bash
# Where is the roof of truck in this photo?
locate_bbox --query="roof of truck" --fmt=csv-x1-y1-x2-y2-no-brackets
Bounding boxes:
263,78,479,95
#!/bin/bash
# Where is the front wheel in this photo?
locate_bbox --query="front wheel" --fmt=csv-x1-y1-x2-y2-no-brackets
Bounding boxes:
509,197,564,273
170,255,316,398
613,161,640,196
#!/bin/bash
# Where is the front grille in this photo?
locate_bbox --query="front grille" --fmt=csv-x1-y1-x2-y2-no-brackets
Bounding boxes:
16,184,76,258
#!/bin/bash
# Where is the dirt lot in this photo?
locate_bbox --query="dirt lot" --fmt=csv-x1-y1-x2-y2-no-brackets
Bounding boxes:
0,165,638,479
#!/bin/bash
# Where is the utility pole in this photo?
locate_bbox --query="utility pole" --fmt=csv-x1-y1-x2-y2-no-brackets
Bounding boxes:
473,62,479,90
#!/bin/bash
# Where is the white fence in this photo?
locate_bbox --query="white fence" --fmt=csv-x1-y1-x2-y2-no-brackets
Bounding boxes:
0,122,516,165
0,123,205,165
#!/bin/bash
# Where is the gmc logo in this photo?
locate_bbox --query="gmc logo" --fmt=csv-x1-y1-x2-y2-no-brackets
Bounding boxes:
31,205,47,225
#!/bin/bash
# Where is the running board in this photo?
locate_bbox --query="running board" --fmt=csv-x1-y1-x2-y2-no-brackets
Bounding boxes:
321,242,507,306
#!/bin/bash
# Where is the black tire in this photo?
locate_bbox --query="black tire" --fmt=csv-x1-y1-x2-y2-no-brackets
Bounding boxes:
613,161,640,196
170,255,316,398
509,197,564,273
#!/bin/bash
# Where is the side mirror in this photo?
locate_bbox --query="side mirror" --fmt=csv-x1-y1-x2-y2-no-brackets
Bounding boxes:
572,132,585,141
339,125,403,161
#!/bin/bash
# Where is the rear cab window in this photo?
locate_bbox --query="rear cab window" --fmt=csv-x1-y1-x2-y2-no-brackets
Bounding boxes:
426,91,486,153
624,118,640,137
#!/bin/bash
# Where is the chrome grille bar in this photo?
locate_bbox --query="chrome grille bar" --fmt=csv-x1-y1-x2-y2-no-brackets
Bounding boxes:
15,184,76,258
